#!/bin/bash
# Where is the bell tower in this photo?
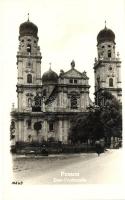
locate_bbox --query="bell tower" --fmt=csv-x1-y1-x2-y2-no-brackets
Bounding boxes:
94,22,122,105
17,15,42,111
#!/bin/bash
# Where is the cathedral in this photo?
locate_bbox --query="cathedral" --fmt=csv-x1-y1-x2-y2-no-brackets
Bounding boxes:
10,18,122,145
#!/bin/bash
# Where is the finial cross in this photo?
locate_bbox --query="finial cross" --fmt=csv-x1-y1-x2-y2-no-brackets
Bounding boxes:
28,13,29,21
105,20,107,28
49,62,52,70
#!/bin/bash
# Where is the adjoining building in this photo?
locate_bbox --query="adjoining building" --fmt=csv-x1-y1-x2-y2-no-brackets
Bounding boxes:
10,18,122,145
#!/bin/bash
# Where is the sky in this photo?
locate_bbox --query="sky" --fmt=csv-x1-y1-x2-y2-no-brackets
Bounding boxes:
0,0,125,198
0,0,125,106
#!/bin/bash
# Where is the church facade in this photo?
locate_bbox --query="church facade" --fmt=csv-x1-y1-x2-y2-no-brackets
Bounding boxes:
10,18,122,145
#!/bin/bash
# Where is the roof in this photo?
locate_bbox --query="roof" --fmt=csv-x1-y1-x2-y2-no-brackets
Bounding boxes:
19,20,38,37
97,26,115,44
42,68,58,84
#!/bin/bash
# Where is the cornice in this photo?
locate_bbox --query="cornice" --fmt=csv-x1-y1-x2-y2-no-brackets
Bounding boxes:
11,110,88,119
17,54,42,60
94,60,121,69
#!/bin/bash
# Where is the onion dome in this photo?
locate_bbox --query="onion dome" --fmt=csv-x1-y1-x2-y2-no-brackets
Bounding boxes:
97,24,115,44
19,18,38,38
42,68,58,84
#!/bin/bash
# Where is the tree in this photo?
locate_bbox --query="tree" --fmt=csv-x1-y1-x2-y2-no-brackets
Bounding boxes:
87,107,104,141
69,91,122,146
69,111,104,144
100,91,122,146
69,113,88,144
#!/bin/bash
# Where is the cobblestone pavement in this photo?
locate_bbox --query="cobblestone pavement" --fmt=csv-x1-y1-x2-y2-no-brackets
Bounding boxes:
12,149,124,185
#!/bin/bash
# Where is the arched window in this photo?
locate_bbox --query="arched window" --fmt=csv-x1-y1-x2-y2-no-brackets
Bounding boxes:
27,44,31,53
49,122,54,131
109,78,113,87
71,95,78,109
28,98,32,107
27,120,31,129
108,50,111,58
27,74,32,83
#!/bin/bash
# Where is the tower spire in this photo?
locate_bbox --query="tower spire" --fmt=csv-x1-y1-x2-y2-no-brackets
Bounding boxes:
105,20,107,29
27,13,29,22
49,62,52,70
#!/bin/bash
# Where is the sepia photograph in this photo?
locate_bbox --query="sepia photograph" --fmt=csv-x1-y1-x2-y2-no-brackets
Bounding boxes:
0,0,125,199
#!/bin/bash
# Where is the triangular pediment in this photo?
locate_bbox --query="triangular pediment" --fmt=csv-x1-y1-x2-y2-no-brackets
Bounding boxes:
63,69,82,78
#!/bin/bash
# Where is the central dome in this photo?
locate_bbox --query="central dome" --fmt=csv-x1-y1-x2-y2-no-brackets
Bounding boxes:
42,68,58,84
19,20,38,38
97,26,115,44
